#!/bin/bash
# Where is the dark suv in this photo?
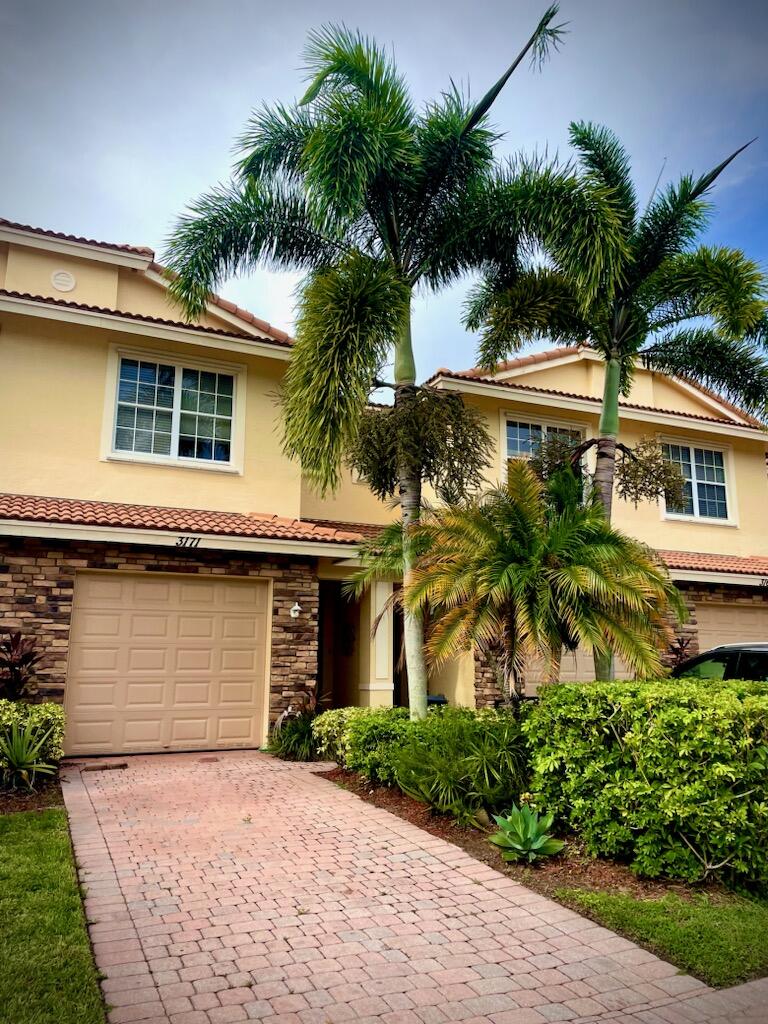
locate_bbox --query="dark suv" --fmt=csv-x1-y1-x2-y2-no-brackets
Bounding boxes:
671,643,768,682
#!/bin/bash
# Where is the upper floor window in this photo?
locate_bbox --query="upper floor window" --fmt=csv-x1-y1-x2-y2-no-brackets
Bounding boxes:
662,442,728,520
114,358,234,465
506,418,583,459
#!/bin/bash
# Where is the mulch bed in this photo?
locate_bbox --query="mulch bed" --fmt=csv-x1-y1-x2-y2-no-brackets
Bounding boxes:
0,777,64,815
315,766,716,903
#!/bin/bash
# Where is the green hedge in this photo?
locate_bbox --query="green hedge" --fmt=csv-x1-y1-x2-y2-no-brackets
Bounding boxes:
0,701,66,766
313,707,411,782
312,705,530,813
525,681,768,885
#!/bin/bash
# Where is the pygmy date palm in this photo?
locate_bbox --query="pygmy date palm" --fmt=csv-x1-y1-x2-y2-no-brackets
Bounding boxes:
406,461,684,698
163,9,627,718
467,123,768,522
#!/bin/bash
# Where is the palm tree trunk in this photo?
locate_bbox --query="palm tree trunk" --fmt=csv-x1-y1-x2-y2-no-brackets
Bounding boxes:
593,354,621,681
395,304,429,721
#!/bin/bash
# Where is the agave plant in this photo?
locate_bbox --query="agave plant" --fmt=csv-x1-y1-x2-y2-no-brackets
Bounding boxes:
0,723,56,791
488,803,565,863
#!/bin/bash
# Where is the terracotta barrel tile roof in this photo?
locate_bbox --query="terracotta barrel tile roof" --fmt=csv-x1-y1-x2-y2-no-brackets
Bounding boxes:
0,289,292,347
0,494,363,545
303,518,387,539
149,263,293,344
660,549,768,577
427,367,766,431
442,345,765,429
0,217,155,257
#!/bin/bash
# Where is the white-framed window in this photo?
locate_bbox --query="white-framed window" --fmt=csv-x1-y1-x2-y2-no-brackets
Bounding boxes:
112,356,236,466
505,418,584,459
662,442,729,520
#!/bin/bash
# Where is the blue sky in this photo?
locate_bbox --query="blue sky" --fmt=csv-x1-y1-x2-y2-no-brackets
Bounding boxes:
1,0,766,379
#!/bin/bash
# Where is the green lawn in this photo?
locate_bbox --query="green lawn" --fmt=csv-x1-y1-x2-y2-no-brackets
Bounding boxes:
0,809,105,1024
558,888,768,988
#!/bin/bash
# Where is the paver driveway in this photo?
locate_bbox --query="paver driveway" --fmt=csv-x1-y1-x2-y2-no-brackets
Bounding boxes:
63,752,766,1024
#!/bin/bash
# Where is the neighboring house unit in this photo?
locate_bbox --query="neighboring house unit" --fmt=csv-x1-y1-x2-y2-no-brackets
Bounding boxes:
1,218,767,755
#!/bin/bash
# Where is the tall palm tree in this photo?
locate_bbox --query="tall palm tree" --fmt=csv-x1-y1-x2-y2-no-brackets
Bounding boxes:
467,123,768,523
164,10,627,718
406,461,684,697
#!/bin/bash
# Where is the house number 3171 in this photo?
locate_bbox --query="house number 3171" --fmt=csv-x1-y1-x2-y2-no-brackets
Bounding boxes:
176,536,201,548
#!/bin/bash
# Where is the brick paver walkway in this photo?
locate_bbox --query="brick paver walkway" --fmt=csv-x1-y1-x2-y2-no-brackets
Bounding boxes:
62,752,766,1024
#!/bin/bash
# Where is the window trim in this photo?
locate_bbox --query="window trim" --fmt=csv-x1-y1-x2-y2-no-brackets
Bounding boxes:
101,345,247,474
499,409,589,478
659,435,738,527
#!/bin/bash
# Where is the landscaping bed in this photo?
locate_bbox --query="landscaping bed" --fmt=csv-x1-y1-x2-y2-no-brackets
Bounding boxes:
0,776,63,814
0,807,106,1024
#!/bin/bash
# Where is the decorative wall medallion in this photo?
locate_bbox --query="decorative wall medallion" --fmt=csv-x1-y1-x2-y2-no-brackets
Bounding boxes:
51,269,76,292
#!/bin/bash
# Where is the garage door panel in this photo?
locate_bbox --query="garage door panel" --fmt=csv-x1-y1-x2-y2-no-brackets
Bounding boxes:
697,602,768,650
217,716,256,741
134,580,172,603
65,572,270,755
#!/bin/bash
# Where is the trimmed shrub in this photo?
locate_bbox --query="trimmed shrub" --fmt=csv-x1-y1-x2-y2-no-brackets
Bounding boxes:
343,707,412,784
0,701,65,768
525,680,768,885
312,707,369,763
393,707,529,819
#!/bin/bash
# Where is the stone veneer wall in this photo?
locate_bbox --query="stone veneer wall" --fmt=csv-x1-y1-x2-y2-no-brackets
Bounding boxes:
473,582,768,707
0,537,319,725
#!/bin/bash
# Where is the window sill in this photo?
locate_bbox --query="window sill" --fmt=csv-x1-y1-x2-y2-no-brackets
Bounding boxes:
662,514,737,528
105,453,242,475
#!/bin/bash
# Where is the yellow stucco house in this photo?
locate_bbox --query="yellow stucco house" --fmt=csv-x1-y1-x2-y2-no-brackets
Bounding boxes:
1,217,767,755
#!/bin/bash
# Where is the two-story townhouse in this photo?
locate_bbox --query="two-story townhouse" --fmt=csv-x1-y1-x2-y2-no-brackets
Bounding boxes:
1,217,766,757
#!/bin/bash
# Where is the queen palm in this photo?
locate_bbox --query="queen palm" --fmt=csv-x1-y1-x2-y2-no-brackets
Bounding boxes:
405,461,684,697
467,123,768,523
164,10,627,718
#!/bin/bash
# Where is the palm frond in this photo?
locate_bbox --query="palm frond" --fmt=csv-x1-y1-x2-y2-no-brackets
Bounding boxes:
300,24,414,121
237,103,315,183
499,156,630,303
463,3,566,135
633,141,753,281
282,253,410,493
569,121,637,229
643,246,766,337
464,267,589,368
164,179,348,318
642,327,768,412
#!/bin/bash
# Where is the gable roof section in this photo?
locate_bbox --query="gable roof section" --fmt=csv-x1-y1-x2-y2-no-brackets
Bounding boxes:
0,217,154,257
0,493,363,545
0,288,287,345
439,345,765,430
0,216,294,345
427,367,766,433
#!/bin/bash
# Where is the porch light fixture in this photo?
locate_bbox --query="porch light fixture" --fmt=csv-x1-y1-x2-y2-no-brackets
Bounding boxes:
290,602,302,619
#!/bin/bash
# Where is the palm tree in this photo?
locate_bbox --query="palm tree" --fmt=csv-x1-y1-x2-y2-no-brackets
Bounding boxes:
405,461,685,698
467,123,768,523
164,10,627,718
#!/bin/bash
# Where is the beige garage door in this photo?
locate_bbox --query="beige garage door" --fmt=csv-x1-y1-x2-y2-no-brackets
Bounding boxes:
696,601,768,652
65,572,270,756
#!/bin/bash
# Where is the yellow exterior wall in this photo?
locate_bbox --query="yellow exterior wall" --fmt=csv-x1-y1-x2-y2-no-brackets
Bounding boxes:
300,471,394,526
460,387,767,557
0,316,302,517
116,270,247,333
0,243,8,287
4,245,119,307
430,651,476,707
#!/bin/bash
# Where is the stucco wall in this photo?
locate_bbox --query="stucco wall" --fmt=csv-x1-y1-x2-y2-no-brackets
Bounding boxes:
0,316,303,518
